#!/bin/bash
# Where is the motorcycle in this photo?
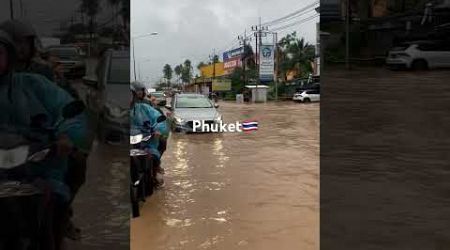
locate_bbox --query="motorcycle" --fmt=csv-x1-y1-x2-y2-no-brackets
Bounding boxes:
0,100,85,250
129,115,166,218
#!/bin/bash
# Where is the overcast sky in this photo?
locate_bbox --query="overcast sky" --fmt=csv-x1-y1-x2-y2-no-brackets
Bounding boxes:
0,0,109,36
131,0,319,86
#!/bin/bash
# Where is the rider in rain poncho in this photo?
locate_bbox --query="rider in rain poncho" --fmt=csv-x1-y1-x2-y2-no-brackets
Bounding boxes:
0,30,89,202
0,19,54,81
129,81,166,160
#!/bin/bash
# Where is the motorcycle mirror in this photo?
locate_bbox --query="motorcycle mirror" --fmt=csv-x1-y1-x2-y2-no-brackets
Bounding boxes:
157,115,167,123
28,148,51,162
142,135,152,141
62,100,85,119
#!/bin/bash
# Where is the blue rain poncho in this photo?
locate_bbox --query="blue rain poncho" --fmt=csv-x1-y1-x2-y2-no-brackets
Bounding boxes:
130,102,168,160
0,72,89,202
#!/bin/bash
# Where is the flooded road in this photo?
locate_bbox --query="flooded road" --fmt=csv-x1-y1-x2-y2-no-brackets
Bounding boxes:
131,101,319,250
67,81,130,250
321,68,450,249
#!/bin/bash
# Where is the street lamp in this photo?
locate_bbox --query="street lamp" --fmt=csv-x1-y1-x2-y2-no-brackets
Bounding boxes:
132,32,158,81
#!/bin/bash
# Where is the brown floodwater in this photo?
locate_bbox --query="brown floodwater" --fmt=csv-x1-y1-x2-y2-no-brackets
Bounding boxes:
131,101,319,250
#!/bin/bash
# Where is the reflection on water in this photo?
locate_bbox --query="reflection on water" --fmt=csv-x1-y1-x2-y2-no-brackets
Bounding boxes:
70,143,129,249
131,102,319,250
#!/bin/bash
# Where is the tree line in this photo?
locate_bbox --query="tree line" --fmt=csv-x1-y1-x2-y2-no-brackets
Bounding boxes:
160,32,315,91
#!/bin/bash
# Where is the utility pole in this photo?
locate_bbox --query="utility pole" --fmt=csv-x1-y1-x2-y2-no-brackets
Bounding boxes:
253,25,259,82
252,17,264,102
345,0,350,70
213,48,216,80
238,30,251,88
10,0,14,19
274,32,278,102
132,38,137,81
19,0,23,18
209,49,216,95
243,30,247,87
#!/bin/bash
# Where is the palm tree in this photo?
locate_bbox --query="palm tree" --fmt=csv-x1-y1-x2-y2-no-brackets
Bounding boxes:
181,59,193,84
174,64,182,84
163,64,173,88
80,0,100,52
278,32,315,80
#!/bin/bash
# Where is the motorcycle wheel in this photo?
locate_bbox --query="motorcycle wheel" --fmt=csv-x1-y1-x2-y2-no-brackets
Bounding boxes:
145,158,154,197
130,185,140,218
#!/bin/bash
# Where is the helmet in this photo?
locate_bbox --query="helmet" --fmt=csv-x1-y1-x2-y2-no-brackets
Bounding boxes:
0,30,14,48
0,20,39,59
130,81,147,93
0,30,17,64
0,19,36,39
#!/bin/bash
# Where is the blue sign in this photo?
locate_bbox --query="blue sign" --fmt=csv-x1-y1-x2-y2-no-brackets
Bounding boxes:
259,45,275,83
223,47,244,61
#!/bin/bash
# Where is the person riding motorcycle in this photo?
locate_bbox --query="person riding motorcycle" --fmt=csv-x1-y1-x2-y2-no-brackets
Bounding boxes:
1,20,91,240
130,81,167,186
0,30,89,249
0,19,54,81
148,93,169,157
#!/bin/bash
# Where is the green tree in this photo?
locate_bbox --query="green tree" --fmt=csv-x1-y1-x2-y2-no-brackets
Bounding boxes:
278,32,315,81
212,55,220,64
163,64,173,86
80,0,100,44
197,61,207,70
174,64,182,84
181,59,193,84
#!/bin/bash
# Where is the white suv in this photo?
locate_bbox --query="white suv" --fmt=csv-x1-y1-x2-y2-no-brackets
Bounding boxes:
293,89,320,103
386,40,450,70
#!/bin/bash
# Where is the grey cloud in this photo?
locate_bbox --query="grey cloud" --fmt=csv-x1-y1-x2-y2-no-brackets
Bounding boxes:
132,0,318,85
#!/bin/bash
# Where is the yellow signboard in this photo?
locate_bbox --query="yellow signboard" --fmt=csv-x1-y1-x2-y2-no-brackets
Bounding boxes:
200,63,225,78
212,79,231,91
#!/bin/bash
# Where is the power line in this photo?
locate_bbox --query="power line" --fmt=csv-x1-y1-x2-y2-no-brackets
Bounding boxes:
268,8,317,28
260,1,319,27
271,14,319,32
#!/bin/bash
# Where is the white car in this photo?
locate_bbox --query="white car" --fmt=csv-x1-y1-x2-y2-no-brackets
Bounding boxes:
386,40,450,70
292,89,320,103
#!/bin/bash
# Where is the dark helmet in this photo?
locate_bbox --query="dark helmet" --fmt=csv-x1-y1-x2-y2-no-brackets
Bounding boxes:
0,30,17,67
0,19,37,40
0,19,40,58
130,81,147,93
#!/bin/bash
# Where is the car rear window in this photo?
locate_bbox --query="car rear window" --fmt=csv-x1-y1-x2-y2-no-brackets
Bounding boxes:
176,96,213,108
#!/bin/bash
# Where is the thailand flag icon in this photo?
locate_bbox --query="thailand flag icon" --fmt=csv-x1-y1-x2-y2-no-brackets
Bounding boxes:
242,120,258,131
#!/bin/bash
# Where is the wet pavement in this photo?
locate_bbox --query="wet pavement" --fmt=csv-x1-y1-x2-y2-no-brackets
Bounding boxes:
66,142,129,250
321,67,450,249
131,101,320,250
66,80,130,250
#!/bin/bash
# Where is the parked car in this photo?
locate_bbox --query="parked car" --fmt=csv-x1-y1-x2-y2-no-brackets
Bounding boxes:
166,93,222,132
296,82,320,93
293,89,320,103
150,91,167,106
47,45,86,78
386,40,450,70
84,49,130,143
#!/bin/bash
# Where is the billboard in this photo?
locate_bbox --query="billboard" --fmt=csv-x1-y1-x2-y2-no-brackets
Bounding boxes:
259,44,275,82
224,57,242,69
223,47,244,74
223,47,244,60
212,79,232,91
